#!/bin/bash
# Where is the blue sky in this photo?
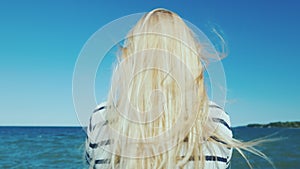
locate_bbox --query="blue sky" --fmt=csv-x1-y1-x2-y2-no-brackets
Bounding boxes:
0,0,299,126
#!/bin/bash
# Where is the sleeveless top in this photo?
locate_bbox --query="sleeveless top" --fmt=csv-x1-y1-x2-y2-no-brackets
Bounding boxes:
85,101,232,169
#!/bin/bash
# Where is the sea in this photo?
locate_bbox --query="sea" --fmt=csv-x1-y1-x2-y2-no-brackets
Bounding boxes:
0,126,299,169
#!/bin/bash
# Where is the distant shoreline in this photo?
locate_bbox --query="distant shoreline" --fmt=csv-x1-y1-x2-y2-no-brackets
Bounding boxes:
1,121,300,129
246,121,300,128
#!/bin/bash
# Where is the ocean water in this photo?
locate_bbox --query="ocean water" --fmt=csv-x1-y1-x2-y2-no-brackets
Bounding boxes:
0,127,87,169
231,127,300,169
0,126,299,169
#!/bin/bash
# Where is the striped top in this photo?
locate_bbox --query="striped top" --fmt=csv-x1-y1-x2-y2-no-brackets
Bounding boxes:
85,101,233,169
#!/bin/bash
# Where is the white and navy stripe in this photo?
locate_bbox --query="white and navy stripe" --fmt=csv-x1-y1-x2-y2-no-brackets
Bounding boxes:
85,101,232,169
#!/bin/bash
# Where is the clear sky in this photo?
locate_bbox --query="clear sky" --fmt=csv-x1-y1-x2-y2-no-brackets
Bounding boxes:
0,0,299,126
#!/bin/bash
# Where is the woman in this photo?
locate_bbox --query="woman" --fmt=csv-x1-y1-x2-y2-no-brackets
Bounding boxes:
85,8,270,169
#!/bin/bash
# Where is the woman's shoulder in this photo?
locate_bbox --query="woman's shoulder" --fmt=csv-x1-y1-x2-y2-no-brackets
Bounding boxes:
88,102,108,133
208,101,230,120
208,101,232,135
91,101,107,119
93,101,108,113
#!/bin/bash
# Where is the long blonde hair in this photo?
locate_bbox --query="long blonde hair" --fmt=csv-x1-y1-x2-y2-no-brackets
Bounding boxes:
97,8,272,169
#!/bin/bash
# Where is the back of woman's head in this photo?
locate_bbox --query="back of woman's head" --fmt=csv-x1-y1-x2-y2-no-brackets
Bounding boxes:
122,8,203,76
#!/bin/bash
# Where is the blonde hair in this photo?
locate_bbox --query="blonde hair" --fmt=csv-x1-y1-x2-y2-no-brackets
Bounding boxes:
94,8,272,169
